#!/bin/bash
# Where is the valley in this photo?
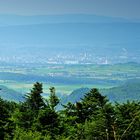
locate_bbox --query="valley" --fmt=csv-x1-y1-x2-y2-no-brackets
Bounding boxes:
0,15,140,102
0,62,139,102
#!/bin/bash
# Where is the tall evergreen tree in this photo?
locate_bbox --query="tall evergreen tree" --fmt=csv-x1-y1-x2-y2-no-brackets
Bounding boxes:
80,88,108,121
49,87,59,110
25,82,46,111
11,82,46,130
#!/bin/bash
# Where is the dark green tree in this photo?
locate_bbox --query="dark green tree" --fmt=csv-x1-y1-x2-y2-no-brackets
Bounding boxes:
11,82,46,130
115,101,140,140
49,87,59,110
25,82,46,111
77,88,109,123
32,87,60,139
0,98,17,139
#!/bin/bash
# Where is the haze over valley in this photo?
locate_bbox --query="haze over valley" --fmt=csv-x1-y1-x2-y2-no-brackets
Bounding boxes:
0,14,140,64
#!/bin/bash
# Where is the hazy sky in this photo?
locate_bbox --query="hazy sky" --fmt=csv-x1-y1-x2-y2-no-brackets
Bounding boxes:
0,0,140,19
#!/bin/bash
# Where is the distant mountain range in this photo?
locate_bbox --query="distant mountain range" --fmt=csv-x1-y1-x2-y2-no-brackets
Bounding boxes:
0,14,139,26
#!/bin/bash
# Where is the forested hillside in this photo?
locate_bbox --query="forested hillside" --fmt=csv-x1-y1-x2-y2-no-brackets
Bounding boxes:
61,79,140,105
0,82,140,140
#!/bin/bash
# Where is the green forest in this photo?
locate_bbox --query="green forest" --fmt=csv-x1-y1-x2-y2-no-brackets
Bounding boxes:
0,82,140,140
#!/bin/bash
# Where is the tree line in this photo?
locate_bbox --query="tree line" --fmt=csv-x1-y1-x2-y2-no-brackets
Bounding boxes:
0,82,140,140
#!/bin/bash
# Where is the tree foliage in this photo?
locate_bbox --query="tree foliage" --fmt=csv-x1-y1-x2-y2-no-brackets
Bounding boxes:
0,83,140,140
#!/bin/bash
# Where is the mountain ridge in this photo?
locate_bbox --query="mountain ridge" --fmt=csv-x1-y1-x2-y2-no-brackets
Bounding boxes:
61,79,140,105
0,14,138,27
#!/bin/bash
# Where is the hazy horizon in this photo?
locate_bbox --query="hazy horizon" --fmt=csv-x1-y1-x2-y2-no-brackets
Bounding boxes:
0,1,139,64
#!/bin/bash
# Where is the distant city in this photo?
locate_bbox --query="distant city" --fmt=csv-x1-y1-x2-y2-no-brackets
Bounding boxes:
0,48,139,65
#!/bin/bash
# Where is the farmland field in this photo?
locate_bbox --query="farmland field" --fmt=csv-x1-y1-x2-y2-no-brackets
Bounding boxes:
0,62,139,95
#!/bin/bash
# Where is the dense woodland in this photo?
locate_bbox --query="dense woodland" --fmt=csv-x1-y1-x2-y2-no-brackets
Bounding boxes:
0,82,140,140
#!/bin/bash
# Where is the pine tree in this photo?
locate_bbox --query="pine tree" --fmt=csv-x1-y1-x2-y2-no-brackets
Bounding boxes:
81,88,108,120
115,101,140,140
25,82,46,111
49,87,59,110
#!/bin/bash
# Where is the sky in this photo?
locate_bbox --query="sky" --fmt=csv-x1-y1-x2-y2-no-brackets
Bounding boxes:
0,0,139,19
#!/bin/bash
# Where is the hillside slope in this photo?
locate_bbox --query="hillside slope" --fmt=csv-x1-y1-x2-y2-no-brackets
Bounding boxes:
61,79,140,105
101,79,140,102
0,85,23,102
